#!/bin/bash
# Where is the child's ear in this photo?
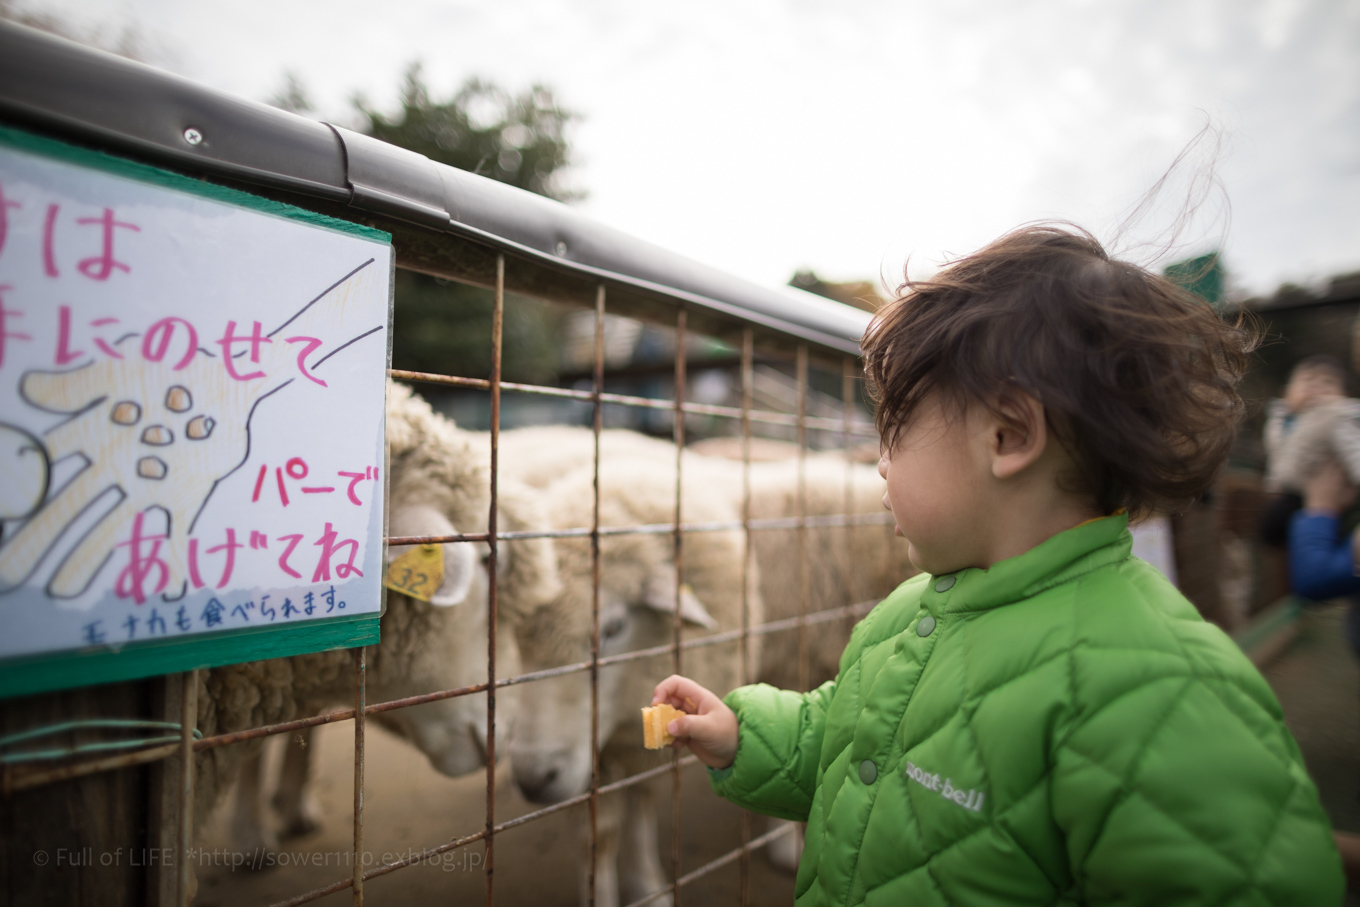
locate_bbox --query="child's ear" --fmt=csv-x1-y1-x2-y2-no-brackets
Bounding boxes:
989,391,1047,480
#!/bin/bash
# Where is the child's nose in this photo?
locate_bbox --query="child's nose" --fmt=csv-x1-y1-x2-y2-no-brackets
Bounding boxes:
877,453,889,479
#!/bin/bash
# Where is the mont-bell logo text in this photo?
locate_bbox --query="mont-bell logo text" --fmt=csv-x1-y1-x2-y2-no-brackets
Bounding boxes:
904,761,985,813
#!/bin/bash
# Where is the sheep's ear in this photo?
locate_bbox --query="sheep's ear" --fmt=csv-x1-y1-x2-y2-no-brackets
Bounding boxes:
387,505,478,608
641,574,718,629
428,544,477,607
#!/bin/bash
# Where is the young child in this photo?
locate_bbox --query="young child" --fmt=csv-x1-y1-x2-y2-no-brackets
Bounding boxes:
653,225,1343,905
1264,354,1357,498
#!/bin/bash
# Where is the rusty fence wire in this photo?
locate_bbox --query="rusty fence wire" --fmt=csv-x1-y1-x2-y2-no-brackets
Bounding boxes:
6,254,887,907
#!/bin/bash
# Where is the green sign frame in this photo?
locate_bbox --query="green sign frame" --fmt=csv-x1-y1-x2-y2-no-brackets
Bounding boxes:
0,125,390,699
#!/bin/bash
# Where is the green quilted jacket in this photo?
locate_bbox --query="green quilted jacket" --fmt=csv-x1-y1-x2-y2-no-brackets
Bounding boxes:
710,514,1342,905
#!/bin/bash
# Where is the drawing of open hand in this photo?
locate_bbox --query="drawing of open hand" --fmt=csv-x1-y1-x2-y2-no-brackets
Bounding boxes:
0,423,48,521
0,339,265,599
0,258,383,601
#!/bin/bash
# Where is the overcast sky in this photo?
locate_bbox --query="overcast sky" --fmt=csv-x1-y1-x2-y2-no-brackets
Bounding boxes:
22,0,1360,299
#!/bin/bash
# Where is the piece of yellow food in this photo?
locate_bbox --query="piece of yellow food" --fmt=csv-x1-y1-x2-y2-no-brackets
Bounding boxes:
641,703,685,749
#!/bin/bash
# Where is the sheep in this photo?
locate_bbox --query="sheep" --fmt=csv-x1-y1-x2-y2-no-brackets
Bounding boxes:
497,424,681,489
504,457,762,907
500,427,913,686
687,434,881,465
498,426,915,900
701,449,916,872
195,382,559,861
735,453,913,690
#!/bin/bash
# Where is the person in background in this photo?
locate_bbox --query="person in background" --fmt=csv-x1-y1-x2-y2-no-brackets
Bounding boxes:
1289,460,1360,643
1261,355,1356,547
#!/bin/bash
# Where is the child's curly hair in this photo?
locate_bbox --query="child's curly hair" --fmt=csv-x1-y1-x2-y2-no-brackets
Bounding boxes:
862,224,1257,520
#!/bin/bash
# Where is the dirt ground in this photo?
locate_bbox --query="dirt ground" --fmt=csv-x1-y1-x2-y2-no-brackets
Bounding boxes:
197,603,1360,906
1259,603,1360,905
196,724,796,906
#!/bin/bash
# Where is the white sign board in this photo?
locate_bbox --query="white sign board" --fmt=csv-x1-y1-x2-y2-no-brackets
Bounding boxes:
0,128,391,686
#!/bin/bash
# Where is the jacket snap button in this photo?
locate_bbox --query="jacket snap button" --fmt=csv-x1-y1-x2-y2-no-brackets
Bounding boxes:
917,615,936,637
859,759,878,785
934,575,956,592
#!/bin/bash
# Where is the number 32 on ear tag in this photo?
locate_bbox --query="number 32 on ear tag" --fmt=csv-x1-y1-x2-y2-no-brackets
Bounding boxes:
384,544,444,602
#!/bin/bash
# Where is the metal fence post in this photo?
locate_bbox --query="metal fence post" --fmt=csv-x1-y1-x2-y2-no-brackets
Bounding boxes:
589,283,606,905
353,647,366,905
796,347,810,693
178,669,197,907
485,253,505,906
671,308,687,905
738,329,754,907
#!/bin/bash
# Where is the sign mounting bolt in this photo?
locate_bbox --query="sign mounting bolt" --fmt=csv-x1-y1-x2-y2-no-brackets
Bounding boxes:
183,127,204,146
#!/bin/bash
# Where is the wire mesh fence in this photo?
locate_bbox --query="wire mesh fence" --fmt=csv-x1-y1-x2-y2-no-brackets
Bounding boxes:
189,256,888,906
7,260,892,907
0,22,907,904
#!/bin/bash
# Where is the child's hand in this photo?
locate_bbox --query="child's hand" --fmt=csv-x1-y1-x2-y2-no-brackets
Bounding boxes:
652,675,738,770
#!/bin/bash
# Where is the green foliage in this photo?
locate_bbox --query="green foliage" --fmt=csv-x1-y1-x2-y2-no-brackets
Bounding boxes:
357,63,579,202
389,272,564,385
270,70,314,116
355,63,581,384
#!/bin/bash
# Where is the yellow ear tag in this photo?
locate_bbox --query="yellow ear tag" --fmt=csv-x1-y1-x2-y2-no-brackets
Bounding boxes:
383,544,444,602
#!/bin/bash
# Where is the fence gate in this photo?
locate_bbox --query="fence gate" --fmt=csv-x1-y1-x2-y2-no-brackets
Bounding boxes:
0,20,900,907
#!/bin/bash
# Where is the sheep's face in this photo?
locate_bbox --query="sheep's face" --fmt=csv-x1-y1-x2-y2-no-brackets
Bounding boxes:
376,637,521,778
509,571,716,804
374,504,520,778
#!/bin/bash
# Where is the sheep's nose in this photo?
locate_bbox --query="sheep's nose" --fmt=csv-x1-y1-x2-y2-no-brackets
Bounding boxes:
468,724,490,763
516,767,560,804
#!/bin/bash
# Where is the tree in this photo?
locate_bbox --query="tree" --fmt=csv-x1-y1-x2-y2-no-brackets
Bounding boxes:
789,270,884,313
357,63,579,202
350,64,582,385
388,270,564,387
270,70,314,116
